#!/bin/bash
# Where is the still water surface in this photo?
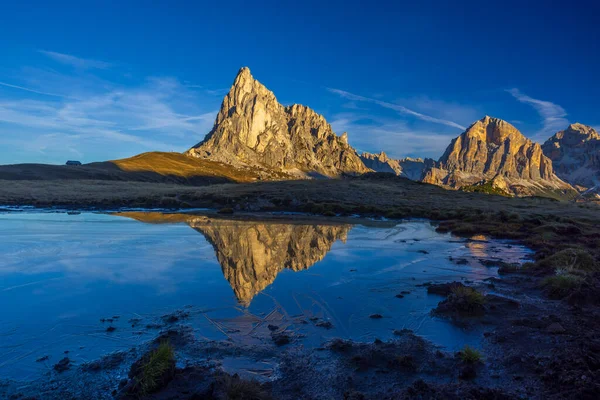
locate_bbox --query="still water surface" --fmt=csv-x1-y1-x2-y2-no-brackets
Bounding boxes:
0,211,532,381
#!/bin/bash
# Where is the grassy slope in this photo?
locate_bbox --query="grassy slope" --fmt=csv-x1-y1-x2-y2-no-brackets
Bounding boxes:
110,152,263,183
0,152,285,184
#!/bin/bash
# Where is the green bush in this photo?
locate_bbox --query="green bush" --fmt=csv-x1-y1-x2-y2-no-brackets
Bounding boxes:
451,286,486,308
459,345,483,364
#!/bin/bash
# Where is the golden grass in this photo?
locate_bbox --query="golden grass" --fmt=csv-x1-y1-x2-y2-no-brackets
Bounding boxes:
111,152,262,183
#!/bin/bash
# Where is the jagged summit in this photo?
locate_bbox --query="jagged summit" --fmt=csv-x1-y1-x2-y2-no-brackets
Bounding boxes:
422,116,575,197
187,67,369,178
543,123,600,189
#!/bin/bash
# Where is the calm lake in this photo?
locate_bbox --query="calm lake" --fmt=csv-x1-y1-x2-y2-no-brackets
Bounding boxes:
0,211,532,381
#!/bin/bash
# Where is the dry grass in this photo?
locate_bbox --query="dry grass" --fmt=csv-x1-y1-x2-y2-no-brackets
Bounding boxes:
112,152,265,183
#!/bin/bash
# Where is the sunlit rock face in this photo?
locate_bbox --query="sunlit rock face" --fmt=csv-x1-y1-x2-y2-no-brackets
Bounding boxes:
187,67,369,178
542,123,600,190
421,116,574,196
360,152,433,181
189,218,351,305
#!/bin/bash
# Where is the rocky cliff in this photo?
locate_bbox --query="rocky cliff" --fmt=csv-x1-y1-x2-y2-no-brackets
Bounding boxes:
360,152,433,181
542,123,600,189
190,218,351,305
422,116,574,197
187,67,369,178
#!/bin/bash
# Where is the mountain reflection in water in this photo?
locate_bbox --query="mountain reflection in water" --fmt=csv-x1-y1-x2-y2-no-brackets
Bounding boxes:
0,211,534,380
117,212,352,305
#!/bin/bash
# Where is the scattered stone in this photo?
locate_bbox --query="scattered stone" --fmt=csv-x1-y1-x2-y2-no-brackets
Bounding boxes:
459,364,477,380
271,331,292,346
267,324,279,331
53,357,71,373
162,310,190,324
36,355,49,362
369,314,383,319
546,322,566,334
418,250,429,254
315,320,333,329
83,351,126,371
106,326,116,332
395,294,404,298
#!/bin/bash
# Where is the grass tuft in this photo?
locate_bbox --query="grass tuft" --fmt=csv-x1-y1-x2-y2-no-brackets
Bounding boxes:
135,342,175,396
459,345,483,364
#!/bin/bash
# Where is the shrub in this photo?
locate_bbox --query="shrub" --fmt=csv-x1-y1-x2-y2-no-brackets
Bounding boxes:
536,249,597,273
459,345,483,364
451,286,486,308
541,273,583,299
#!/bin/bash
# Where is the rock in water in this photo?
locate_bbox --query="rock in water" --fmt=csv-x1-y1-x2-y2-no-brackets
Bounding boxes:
187,67,369,178
542,123,600,190
421,116,575,197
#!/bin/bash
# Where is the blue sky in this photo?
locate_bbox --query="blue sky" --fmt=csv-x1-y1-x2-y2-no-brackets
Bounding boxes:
0,0,598,164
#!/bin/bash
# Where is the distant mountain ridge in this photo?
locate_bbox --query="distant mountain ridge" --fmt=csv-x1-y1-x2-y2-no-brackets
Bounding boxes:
187,67,369,178
420,116,575,198
360,152,434,181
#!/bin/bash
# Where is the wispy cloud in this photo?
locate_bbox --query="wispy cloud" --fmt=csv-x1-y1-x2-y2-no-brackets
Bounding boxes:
506,88,568,138
0,81,70,98
328,88,466,130
0,58,219,163
39,50,113,69
330,112,453,159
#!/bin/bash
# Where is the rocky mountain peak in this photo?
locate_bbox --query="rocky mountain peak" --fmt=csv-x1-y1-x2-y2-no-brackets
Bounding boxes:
542,123,600,189
465,116,521,145
187,67,369,178
422,116,574,197
562,123,600,142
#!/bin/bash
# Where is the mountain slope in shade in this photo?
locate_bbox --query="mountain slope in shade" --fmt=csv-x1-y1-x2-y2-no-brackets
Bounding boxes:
542,123,600,189
360,152,434,180
187,67,369,178
421,116,576,198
